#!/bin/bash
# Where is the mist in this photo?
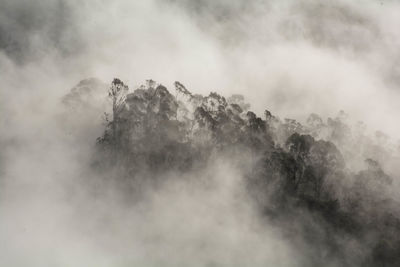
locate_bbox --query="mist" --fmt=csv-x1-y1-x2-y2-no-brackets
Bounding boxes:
1,0,400,266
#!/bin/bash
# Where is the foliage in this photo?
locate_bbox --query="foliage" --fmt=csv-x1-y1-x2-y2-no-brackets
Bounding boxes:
92,78,400,267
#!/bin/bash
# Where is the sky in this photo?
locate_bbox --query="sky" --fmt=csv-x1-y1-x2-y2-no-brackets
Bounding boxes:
1,0,400,135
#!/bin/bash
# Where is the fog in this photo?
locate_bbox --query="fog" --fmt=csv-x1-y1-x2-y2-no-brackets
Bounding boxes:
1,0,400,266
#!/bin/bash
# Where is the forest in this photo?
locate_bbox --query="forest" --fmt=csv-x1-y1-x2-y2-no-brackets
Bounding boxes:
62,77,400,267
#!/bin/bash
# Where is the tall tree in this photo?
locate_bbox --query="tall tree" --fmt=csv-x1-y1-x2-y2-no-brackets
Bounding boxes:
108,78,128,140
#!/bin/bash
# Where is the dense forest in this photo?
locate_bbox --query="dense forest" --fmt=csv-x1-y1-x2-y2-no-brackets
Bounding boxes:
62,77,400,267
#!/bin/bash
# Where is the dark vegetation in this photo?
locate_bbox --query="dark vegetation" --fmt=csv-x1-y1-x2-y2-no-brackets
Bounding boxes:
66,78,400,266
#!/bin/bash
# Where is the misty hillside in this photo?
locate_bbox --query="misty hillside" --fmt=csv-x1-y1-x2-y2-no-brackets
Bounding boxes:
62,77,400,267
4,1,400,266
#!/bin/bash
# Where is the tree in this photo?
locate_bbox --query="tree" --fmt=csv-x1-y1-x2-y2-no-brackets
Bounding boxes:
108,78,128,140
174,81,192,98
